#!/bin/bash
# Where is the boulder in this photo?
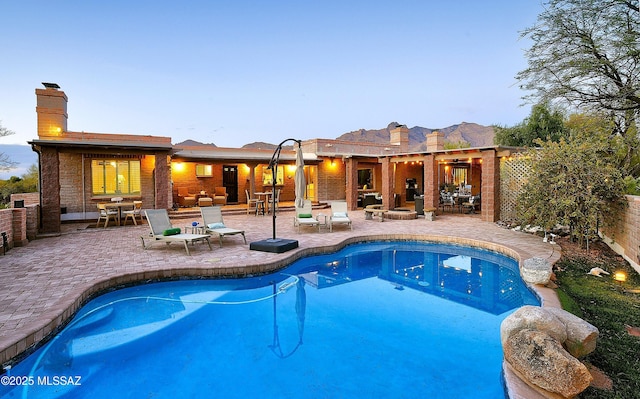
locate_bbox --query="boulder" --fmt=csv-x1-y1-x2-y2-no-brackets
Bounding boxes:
501,305,567,346
522,257,553,285
503,329,593,398
546,307,599,358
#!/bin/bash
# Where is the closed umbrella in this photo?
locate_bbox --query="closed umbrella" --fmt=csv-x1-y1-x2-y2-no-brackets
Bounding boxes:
294,141,306,208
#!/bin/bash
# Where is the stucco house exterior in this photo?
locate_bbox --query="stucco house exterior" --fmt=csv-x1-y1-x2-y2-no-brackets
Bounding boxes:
29,83,521,234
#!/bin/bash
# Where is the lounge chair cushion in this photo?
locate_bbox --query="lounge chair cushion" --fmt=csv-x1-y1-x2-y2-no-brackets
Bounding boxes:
207,222,226,229
333,212,348,218
163,228,182,236
298,213,313,218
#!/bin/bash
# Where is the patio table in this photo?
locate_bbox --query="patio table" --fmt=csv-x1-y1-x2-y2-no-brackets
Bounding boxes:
105,202,135,226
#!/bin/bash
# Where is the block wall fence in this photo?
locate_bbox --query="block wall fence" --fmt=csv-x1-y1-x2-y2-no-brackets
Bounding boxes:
601,195,640,274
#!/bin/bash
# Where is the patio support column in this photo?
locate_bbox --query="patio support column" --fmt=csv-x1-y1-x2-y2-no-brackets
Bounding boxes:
154,152,171,210
395,161,407,207
38,146,61,234
381,157,394,210
345,157,358,210
245,162,259,201
481,149,499,222
423,154,439,209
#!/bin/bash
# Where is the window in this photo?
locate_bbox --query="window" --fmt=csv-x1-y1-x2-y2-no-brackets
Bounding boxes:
196,164,213,177
452,167,468,186
358,169,372,188
92,159,141,195
262,166,284,185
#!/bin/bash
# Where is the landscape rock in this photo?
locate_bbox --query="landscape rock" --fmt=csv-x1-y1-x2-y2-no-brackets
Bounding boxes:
522,257,553,285
546,307,599,358
501,305,567,346
503,329,593,398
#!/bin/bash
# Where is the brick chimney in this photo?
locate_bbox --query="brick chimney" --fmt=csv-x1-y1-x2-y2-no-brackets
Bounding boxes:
36,82,68,139
426,131,444,151
390,124,409,152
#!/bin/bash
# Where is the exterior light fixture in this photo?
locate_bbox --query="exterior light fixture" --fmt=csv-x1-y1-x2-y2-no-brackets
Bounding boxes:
613,271,627,285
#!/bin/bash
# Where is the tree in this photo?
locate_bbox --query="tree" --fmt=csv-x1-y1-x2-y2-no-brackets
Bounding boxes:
0,121,17,171
517,0,640,175
516,113,627,248
443,140,471,150
494,102,568,147
0,164,38,208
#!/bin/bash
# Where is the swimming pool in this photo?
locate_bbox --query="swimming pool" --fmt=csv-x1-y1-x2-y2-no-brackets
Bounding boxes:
0,241,539,399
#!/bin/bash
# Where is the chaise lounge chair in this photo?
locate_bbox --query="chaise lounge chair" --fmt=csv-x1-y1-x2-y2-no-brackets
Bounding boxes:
201,206,247,247
142,209,212,255
328,201,352,232
293,199,320,232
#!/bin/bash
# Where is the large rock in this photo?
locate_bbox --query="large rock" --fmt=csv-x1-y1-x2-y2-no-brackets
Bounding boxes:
522,257,553,285
546,307,599,358
503,329,593,398
501,305,567,346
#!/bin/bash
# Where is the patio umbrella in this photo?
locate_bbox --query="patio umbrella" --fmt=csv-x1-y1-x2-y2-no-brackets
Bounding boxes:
294,141,306,209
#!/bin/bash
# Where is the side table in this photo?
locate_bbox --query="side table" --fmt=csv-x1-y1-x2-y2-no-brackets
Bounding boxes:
316,213,328,230
185,224,207,234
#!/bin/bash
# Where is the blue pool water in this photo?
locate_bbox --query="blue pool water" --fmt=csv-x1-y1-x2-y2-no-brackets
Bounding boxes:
1,241,539,399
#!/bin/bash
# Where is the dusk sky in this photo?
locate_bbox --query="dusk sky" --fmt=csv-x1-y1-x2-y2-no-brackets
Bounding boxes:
1,1,543,148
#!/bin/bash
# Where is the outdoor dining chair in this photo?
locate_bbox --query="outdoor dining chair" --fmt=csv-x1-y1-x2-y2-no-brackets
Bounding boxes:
245,189,263,215
96,203,118,228
122,200,143,225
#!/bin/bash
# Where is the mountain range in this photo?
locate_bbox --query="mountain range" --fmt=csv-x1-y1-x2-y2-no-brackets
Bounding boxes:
240,122,496,150
335,122,496,151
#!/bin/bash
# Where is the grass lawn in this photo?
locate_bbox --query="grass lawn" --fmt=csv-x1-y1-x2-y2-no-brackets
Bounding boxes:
554,238,640,399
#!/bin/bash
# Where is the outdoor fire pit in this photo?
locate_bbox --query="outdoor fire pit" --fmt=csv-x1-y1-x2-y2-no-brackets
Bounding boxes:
385,208,417,220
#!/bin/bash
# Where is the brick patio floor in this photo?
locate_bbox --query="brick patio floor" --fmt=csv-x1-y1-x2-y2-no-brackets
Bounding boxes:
0,209,561,396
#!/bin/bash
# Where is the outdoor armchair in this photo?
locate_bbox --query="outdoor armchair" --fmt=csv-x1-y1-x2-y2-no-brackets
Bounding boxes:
177,187,197,207
212,187,228,205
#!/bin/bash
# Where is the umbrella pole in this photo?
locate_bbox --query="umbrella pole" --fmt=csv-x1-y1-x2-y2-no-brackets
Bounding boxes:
272,165,277,240
267,138,301,240
249,138,302,253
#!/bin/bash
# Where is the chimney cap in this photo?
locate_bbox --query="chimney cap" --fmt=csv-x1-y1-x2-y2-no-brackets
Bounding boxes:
42,82,60,89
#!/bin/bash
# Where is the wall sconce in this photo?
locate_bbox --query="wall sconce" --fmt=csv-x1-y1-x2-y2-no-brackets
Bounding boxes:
172,162,185,172
330,157,335,166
